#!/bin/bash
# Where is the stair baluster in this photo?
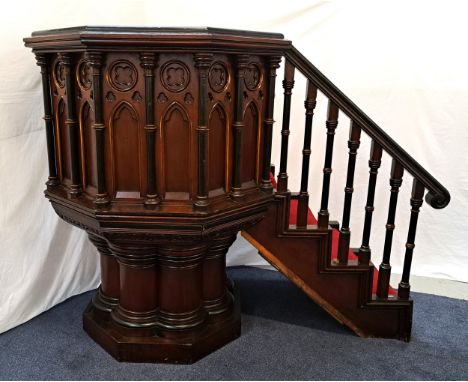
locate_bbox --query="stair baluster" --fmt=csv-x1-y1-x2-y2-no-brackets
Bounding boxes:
398,179,425,299
358,141,383,264
337,122,361,263
317,101,339,229
277,60,295,193
376,160,404,298
296,81,318,228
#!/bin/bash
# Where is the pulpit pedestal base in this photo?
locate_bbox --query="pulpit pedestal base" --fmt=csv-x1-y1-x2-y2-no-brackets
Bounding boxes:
83,283,240,364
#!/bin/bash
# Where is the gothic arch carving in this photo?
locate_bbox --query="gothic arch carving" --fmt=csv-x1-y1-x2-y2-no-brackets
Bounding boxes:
160,102,192,199
241,101,260,185
109,101,142,198
208,103,228,194
56,98,71,183
79,101,97,192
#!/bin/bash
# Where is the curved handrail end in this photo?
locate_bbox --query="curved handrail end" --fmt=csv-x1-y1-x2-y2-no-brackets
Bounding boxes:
425,190,451,209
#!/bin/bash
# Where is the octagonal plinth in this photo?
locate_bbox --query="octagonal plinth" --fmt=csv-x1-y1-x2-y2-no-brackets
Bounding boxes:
83,280,240,363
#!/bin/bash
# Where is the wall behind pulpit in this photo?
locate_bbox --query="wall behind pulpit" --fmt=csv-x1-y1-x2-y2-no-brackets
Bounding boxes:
1,0,467,334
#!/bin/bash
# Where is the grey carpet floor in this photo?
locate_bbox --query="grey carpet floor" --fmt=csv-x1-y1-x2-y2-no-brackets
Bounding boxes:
0,266,467,380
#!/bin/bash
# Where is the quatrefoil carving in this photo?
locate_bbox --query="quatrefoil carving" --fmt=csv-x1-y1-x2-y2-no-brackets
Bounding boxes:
108,60,137,92
161,61,190,93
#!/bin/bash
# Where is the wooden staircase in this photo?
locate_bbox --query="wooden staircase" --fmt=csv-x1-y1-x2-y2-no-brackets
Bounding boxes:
243,193,412,340
241,46,450,341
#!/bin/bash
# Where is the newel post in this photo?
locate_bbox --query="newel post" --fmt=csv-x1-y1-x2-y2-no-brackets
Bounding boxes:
260,55,281,192
86,51,109,205
35,53,59,189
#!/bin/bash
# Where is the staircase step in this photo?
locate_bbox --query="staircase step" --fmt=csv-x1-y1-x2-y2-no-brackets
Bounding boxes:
242,194,412,340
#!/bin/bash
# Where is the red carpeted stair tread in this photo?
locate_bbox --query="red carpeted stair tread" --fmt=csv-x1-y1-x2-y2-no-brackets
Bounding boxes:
269,174,395,296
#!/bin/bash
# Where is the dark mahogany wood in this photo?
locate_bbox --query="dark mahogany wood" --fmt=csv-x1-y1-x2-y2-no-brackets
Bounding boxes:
276,59,295,193
140,52,159,206
59,53,82,196
296,80,318,228
35,53,59,188
377,160,404,299
317,101,339,229
25,26,283,363
398,179,425,299
358,141,382,265
285,46,449,209
230,55,249,197
86,52,109,205
337,121,361,264
243,194,413,341
194,53,213,208
260,56,281,191
25,26,451,362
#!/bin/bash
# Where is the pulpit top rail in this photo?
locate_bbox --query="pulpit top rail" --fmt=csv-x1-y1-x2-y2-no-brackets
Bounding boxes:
24,26,291,53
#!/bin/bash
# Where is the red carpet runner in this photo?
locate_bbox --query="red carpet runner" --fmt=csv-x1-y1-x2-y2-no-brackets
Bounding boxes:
269,175,395,296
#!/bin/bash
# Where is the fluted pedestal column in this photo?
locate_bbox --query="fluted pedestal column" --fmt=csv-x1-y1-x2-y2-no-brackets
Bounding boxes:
203,235,236,315
110,244,159,330
83,236,241,363
88,234,119,312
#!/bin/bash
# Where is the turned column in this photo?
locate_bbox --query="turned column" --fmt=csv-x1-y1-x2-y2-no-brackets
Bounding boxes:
157,244,208,330
35,53,59,189
58,53,81,196
88,234,119,312
140,52,160,206
203,235,236,315
110,244,158,329
86,52,109,205
230,54,249,198
194,53,214,209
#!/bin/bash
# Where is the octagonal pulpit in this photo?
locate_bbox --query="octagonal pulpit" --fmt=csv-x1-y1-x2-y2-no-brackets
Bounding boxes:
24,27,290,363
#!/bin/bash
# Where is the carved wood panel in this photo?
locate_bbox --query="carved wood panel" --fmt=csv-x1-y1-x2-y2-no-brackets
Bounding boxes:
155,54,198,200
80,102,97,192
56,98,72,184
161,103,191,199
207,55,234,196
208,104,227,195
241,57,267,188
109,102,142,198
241,101,259,186
103,53,146,199
46,50,269,205
75,53,96,196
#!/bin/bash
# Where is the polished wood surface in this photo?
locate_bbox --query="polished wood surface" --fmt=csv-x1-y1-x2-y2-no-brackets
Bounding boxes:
25,26,283,363
25,26,450,363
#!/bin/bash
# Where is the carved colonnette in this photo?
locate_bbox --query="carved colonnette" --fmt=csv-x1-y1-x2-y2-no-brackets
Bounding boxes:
24,27,289,363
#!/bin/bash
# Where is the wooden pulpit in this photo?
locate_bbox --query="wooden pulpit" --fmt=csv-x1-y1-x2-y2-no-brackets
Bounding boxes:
24,27,288,363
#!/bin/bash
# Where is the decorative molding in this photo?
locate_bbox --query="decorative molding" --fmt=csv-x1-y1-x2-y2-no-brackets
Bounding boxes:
184,92,194,104
77,59,92,90
161,60,190,93
105,91,116,102
208,62,229,93
244,62,262,91
53,58,66,88
132,91,143,102
157,92,168,103
108,60,138,92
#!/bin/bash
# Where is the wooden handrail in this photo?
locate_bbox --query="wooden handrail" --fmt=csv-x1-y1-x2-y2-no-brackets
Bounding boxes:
285,45,450,209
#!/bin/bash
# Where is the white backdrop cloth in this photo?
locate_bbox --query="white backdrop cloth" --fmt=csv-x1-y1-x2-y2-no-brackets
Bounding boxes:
1,0,467,334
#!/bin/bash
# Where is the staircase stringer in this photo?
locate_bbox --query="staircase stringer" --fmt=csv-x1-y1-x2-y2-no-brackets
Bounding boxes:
242,193,413,340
